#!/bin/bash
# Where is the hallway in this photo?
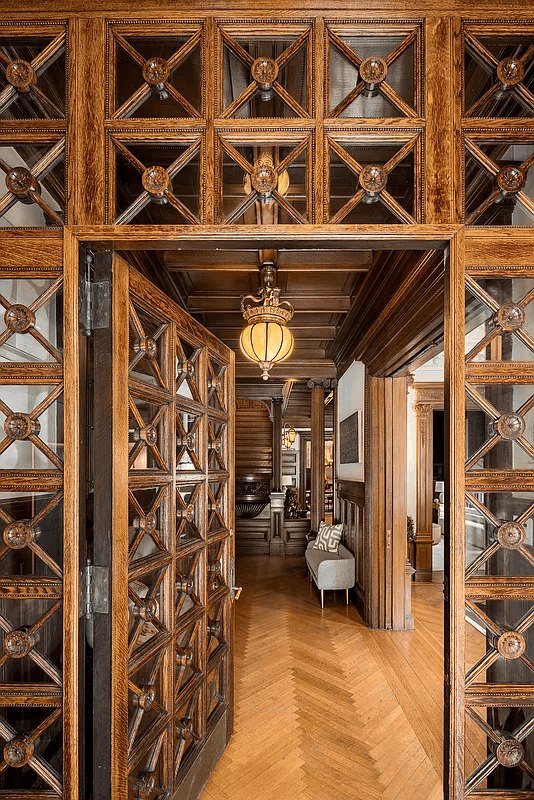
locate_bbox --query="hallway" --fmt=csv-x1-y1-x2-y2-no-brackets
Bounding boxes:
200,556,444,800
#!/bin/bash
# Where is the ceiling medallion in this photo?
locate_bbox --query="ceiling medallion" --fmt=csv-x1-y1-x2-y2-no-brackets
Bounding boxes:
240,263,294,381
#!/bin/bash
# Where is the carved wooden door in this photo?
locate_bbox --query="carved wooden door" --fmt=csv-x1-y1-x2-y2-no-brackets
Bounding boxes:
91,253,235,800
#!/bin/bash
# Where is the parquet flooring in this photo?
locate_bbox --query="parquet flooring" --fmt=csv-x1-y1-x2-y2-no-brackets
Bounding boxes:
200,556,444,800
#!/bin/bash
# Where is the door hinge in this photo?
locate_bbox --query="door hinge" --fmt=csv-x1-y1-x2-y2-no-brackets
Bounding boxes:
79,253,110,335
81,563,109,619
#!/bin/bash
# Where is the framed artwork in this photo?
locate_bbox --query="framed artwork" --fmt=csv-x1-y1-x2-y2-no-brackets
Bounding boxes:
339,410,362,464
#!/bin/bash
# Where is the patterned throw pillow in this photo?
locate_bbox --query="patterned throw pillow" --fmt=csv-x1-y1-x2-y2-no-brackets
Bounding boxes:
312,522,343,553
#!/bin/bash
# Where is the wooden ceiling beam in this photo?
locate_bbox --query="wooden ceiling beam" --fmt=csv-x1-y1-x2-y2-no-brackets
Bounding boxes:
188,296,351,312
164,249,373,271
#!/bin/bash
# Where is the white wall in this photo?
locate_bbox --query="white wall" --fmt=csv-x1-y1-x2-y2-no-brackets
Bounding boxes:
337,360,364,481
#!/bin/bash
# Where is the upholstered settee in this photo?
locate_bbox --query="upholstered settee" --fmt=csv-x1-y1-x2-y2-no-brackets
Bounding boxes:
305,541,355,608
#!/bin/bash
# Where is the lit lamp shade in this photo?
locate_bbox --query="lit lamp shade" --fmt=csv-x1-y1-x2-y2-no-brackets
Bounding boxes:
239,320,294,381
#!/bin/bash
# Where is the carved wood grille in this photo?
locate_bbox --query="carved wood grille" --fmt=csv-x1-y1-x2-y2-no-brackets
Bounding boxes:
0,246,70,799
460,262,534,795
127,269,232,797
463,23,534,227
105,19,424,225
0,25,67,227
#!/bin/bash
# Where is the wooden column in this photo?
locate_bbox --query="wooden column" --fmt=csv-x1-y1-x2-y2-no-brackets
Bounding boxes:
367,377,410,630
311,384,325,531
414,402,434,582
271,397,282,492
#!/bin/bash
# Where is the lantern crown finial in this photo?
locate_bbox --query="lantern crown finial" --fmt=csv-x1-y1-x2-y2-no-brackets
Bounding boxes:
239,263,295,380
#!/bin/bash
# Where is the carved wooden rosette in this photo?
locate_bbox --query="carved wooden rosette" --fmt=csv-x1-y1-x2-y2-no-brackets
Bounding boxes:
495,736,524,768
497,165,526,195
496,56,524,89
6,59,37,92
359,56,388,97
495,302,525,331
251,56,279,99
5,167,39,203
142,165,172,204
359,164,388,203
4,303,36,332
496,629,526,660
142,56,171,99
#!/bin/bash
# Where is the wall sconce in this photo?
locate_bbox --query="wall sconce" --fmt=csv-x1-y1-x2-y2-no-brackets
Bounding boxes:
283,423,296,449
240,263,294,381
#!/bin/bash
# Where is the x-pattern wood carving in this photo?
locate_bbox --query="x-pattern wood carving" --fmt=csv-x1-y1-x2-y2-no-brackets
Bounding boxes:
219,28,311,119
176,482,202,541
130,730,166,799
128,487,167,562
0,490,63,577
128,564,169,654
0,707,62,793
327,136,417,223
174,689,202,776
111,29,202,120
128,646,168,748
0,601,62,684
220,136,308,224
328,28,419,118
465,274,534,360
465,706,534,792
128,396,168,471
208,482,226,533
175,550,202,620
464,383,534,469
176,407,202,471
112,136,201,225
129,302,169,390
0,278,63,363
207,356,227,413
465,600,534,688
0,384,64,469
465,137,534,224
0,141,64,226
175,618,202,696
463,31,534,118
207,662,225,715
464,491,534,579
208,418,227,471
176,335,202,403
208,541,225,594
207,598,226,658
0,32,66,118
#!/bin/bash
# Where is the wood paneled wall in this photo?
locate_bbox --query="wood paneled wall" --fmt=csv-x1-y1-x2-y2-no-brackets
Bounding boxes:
235,399,272,477
338,480,366,617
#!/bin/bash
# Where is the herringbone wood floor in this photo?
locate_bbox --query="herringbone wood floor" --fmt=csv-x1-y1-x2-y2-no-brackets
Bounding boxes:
200,556,444,800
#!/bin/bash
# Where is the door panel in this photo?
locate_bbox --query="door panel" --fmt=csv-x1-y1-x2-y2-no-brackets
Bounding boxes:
0,233,80,800
447,233,534,798
93,254,234,799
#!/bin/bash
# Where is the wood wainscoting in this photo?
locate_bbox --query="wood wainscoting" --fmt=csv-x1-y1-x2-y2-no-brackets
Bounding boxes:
338,480,366,617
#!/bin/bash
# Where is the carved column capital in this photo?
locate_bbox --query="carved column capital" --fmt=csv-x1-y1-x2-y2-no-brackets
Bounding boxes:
414,402,433,418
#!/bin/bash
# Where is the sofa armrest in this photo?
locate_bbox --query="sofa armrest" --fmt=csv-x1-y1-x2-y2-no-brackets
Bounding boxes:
316,555,355,590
